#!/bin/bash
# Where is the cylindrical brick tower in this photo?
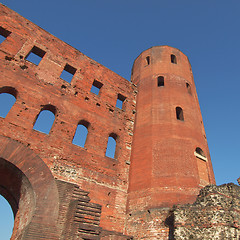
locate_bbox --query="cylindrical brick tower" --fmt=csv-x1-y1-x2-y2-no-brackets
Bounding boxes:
127,46,215,212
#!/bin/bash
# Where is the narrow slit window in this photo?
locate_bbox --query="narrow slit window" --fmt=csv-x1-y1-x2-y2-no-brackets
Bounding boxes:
33,105,56,134
0,26,11,44
157,76,164,87
0,87,17,118
186,82,191,94
60,64,77,83
90,80,103,95
146,56,150,65
72,120,89,148
25,46,46,66
105,133,117,159
116,94,126,109
171,54,177,64
176,106,184,121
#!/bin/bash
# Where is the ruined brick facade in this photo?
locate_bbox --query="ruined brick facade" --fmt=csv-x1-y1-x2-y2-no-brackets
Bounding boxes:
0,4,239,240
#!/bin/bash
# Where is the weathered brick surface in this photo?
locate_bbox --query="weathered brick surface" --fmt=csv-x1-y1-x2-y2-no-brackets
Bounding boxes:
0,3,136,238
128,46,215,214
174,184,240,239
126,208,172,239
0,135,59,239
56,180,103,239
0,3,238,240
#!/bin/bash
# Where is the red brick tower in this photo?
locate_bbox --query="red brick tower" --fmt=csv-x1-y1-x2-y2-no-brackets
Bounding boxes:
128,46,215,213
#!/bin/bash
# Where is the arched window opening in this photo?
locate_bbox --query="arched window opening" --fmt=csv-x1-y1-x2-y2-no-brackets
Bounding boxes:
176,107,184,121
171,54,177,64
186,82,191,94
33,105,56,134
194,147,207,161
105,133,118,159
0,195,14,239
72,120,89,148
157,76,164,87
146,56,150,65
0,87,17,118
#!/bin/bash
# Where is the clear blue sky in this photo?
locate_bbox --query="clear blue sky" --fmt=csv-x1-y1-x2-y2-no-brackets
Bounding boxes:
0,0,240,238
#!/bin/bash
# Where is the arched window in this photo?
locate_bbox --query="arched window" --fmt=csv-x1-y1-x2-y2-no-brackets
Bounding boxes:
105,133,118,159
171,54,177,64
176,107,184,121
157,76,164,87
72,120,89,148
186,82,191,94
195,147,209,186
0,87,17,118
0,195,14,239
146,56,150,65
194,147,207,161
33,105,56,134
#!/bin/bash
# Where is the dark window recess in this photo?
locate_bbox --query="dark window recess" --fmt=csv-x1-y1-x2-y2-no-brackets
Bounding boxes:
60,64,77,83
195,147,207,161
90,80,103,95
0,26,11,44
186,83,191,94
0,87,17,118
146,56,150,65
25,46,46,65
158,76,164,87
171,54,177,64
176,107,184,121
116,94,126,109
33,105,56,134
72,120,89,148
105,133,117,159
195,147,206,157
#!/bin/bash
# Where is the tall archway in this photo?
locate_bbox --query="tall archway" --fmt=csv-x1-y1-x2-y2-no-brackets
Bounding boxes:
0,136,60,239
0,194,14,239
0,158,35,239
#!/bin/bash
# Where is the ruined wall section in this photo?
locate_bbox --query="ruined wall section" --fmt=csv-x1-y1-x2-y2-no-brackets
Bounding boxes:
126,208,173,239
0,4,136,234
174,183,240,239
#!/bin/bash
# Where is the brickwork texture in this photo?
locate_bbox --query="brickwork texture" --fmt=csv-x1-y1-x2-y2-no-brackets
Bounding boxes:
0,3,239,240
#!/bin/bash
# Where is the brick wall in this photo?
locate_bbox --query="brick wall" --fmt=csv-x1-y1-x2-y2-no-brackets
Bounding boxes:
0,3,136,237
0,3,237,240
174,183,240,239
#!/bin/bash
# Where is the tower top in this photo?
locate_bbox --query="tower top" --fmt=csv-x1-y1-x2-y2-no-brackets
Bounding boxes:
131,45,194,86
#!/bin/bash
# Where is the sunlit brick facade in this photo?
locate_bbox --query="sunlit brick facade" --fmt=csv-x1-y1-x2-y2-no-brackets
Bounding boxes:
1,4,238,240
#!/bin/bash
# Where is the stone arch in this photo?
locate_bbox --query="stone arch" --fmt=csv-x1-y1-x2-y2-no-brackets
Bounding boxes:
0,135,59,239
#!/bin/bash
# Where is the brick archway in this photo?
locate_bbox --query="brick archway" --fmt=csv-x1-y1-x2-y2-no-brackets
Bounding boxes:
0,136,59,239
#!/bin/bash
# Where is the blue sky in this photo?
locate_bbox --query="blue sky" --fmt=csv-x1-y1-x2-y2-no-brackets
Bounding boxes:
0,0,240,238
